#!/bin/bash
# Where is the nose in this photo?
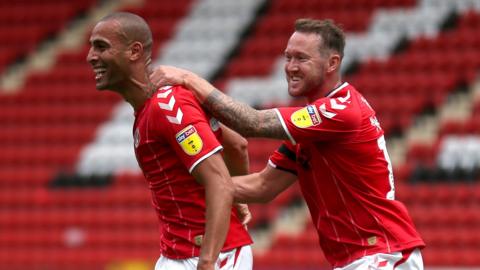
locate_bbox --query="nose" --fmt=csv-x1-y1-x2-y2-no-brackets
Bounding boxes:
285,59,299,73
86,47,97,65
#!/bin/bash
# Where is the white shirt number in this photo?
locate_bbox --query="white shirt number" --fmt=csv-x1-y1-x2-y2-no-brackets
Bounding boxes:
377,135,395,200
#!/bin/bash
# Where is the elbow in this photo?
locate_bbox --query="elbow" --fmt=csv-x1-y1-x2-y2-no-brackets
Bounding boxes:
239,137,248,151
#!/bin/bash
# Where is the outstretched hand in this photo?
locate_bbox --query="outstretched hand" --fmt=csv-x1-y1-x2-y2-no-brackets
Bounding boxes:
149,65,190,88
149,65,214,103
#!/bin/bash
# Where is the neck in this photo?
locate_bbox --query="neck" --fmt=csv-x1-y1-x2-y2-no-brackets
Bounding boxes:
118,64,156,111
307,73,342,103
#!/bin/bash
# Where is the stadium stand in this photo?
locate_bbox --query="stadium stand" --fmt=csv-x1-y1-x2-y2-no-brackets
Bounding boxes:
0,0,480,269
0,0,96,73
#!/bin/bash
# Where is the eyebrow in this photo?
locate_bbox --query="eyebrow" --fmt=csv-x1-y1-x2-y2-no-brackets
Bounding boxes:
90,37,110,46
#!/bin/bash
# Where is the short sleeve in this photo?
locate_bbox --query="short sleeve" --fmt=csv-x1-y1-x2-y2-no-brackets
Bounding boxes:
274,90,361,145
268,140,297,175
153,86,223,173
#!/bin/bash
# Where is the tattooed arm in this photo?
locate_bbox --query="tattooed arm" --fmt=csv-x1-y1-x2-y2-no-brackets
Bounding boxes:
203,90,288,139
150,65,289,140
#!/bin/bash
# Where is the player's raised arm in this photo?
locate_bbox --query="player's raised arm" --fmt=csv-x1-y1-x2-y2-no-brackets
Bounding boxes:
192,153,234,270
150,66,289,140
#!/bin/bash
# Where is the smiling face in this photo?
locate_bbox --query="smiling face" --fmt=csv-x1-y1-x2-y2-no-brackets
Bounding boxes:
284,31,329,99
86,20,130,91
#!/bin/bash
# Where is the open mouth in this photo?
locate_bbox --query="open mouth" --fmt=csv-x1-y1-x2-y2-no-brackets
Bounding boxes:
289,75,302,85
93,67,107,80
290,76,301,82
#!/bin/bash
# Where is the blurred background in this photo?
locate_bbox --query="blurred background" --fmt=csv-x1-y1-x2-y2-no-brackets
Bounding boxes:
1,0,480,269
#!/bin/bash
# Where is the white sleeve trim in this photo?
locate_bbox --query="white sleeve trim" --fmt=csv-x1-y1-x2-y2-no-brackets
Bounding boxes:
188,145,223,173
267,159,277,168
274,108,296,145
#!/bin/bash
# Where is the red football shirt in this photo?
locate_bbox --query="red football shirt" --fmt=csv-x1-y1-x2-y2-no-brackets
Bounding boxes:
270,82,424,267
133,85,252,259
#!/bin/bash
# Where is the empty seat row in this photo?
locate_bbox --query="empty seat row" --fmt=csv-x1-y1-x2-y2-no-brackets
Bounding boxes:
0,228,159,248
409,204,480,226
0,124,96,145
0,104,112,124
217,0,415,84
0,208,157,229
397,183,480,205
422,246,480,266
0,186,151,208
0,86,119,105
420,226,480,248
0,0,96,71
0,4,78,25
0,145,80,166
0,166,55,187
132,0,192,18
0,247,158,268
270,0,415,12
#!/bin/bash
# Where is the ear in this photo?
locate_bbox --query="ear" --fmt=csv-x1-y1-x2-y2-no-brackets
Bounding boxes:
327,53,341,73
129,41,143,61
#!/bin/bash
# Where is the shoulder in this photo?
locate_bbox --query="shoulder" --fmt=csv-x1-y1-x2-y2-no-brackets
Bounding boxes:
314,84,362,127
153,85,198,105
151,85,210,127
150,85,203,114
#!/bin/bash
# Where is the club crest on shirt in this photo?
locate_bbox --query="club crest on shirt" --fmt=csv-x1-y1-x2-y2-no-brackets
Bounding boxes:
367,236,377,245
176,125,203,156
291,105,321,128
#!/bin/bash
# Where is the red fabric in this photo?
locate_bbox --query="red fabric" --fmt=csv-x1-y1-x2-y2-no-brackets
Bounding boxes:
394,248,415,268
377,260,388,267
233,246,242,266
270,82,424,267
219,257,228,268
134,85,252,259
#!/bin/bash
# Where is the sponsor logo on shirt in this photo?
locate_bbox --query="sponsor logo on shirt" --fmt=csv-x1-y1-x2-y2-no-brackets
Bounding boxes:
291,105,321,128
176,125,203,156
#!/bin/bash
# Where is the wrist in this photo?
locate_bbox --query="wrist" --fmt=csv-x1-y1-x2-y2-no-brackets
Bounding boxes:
197,257,215,268
184,72,214,103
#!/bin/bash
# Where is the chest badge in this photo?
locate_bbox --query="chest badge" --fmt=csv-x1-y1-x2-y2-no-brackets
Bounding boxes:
176,125,203,156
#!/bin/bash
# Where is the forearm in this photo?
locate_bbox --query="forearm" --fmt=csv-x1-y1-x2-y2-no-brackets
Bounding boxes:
198,178,234,268
184,73,287,140
233,166,297,204
224,152,249,176
233,173,273,203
